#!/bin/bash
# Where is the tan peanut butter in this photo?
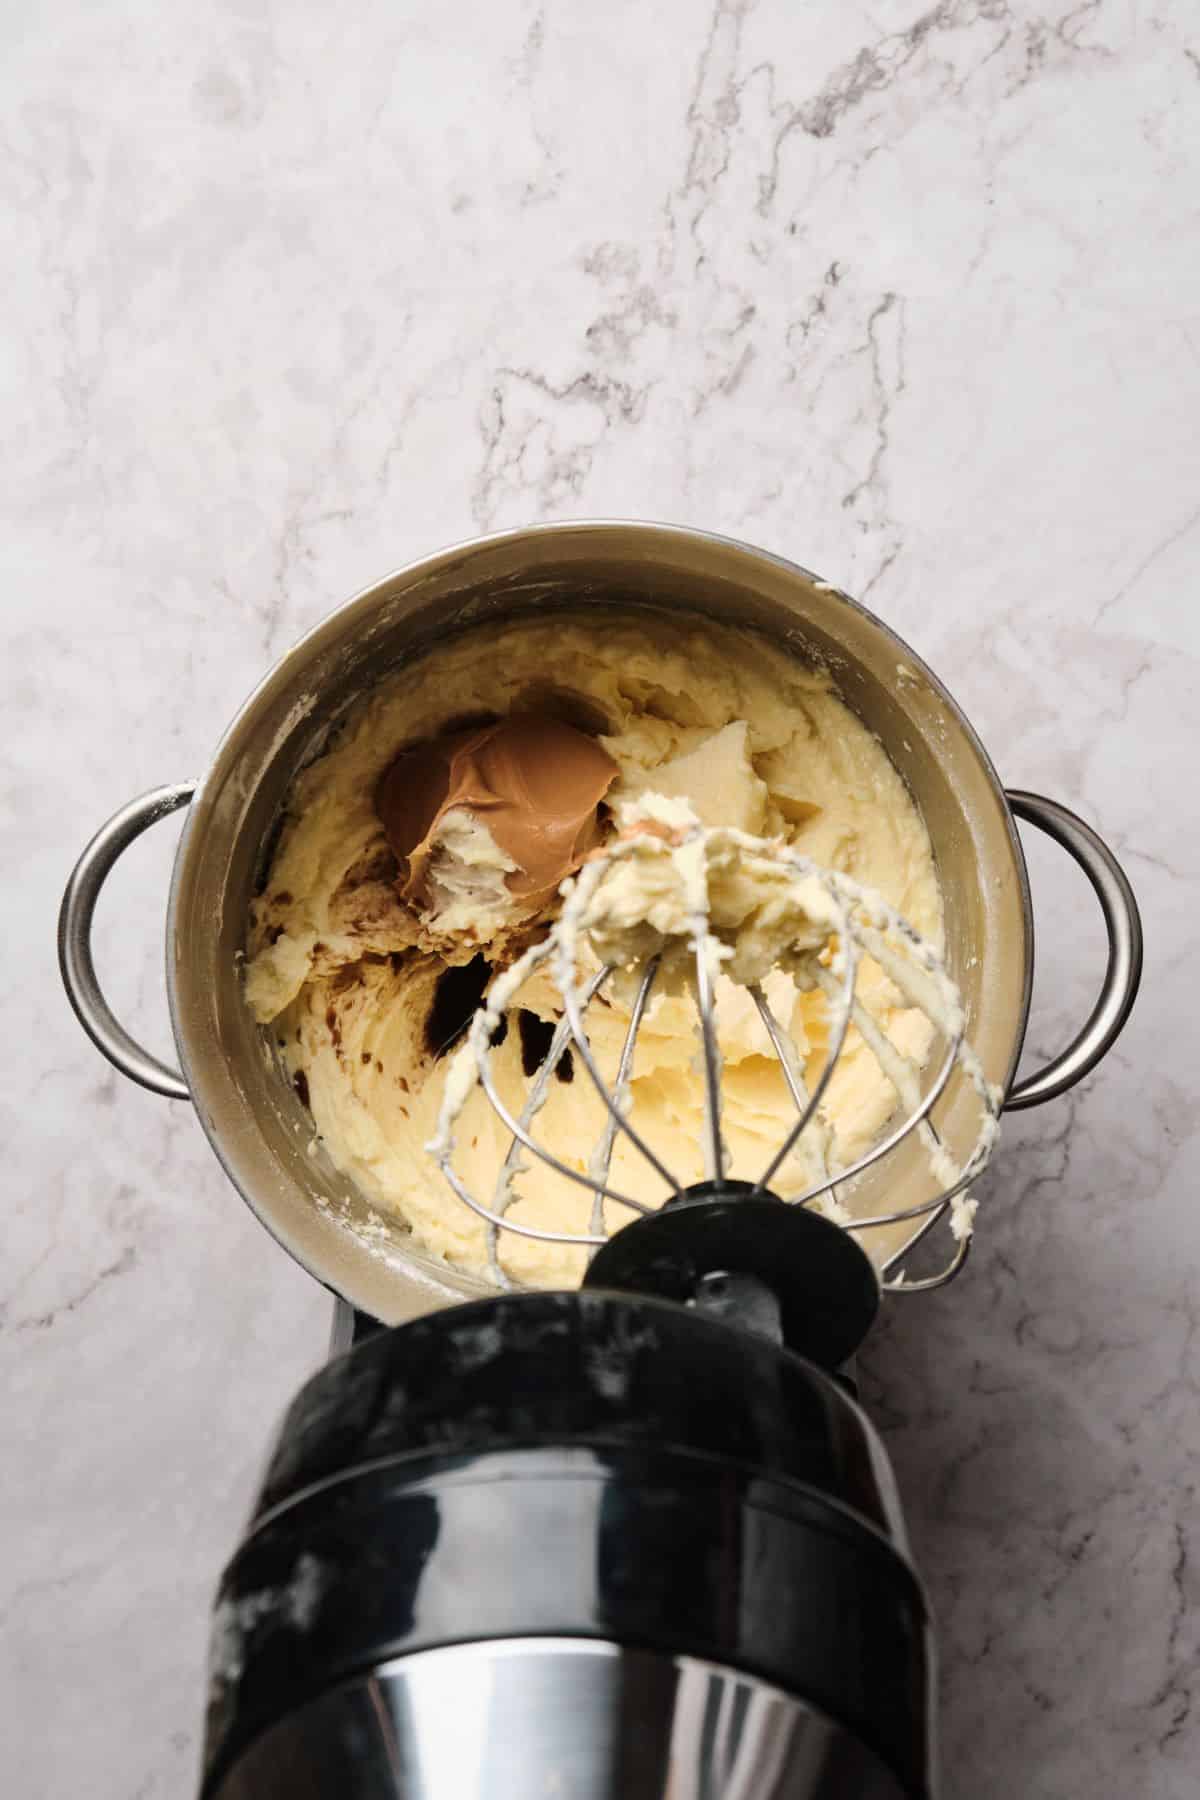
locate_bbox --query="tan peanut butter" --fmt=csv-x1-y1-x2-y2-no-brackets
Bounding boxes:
376,715,618,909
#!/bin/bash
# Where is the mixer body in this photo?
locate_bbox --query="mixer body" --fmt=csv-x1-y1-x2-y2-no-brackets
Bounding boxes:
201,1288,934,1799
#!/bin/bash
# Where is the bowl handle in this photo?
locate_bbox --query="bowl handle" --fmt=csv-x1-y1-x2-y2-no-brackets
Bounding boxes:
1002,790,1143,1110
58,784,196,1100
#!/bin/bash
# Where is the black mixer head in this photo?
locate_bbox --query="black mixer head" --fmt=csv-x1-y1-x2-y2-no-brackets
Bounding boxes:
584,1177,880,1368
202,1281,930,1800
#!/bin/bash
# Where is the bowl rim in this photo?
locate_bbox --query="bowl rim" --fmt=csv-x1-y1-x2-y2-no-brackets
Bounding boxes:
166,518,1033,1315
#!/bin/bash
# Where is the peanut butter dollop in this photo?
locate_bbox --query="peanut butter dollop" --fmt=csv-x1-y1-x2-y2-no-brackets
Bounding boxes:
376,715,619,911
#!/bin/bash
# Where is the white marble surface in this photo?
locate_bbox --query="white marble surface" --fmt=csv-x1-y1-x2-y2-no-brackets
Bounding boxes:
2,1,1197,1793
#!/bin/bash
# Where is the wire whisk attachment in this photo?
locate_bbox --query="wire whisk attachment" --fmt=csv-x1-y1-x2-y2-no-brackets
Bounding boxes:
429,797,1002,1295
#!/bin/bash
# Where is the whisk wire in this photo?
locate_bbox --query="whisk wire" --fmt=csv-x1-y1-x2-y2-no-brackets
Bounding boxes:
751,927,859,1198
560,960,681,1195
473,960,657,1217
486,964,612,1287
586,955,661,1242
691,921,726,1183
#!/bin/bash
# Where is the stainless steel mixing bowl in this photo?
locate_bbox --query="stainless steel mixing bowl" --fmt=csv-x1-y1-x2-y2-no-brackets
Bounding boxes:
59,522,1142,1321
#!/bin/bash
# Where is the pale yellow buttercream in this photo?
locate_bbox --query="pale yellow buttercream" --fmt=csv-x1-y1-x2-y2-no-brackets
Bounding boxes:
245,612,943,1286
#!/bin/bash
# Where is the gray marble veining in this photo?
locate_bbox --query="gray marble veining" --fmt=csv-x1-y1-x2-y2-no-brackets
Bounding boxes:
2,1,1197,1794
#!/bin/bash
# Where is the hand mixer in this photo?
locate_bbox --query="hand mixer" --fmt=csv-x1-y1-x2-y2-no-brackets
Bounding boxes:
199,803,1002,1800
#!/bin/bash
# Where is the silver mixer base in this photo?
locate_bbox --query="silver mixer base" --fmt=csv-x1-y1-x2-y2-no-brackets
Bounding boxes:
212,1638,908,1800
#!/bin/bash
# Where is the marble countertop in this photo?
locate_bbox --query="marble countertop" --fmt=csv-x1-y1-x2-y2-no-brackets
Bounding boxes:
3,1,1197,1794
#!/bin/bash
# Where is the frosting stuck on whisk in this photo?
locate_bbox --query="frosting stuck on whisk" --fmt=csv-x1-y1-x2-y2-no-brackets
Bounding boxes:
581,794,839,990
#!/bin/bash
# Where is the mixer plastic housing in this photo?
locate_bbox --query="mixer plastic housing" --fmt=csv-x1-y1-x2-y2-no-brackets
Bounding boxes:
201,1262,935,1799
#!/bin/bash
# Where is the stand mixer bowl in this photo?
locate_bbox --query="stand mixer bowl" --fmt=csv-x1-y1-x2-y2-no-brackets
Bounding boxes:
58,521,1141,1320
